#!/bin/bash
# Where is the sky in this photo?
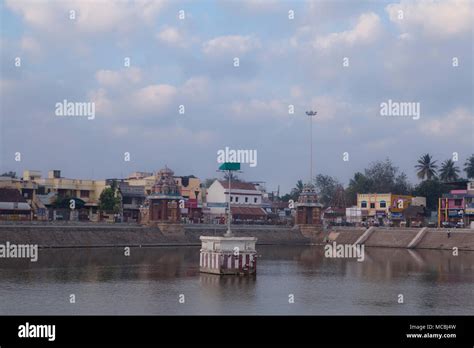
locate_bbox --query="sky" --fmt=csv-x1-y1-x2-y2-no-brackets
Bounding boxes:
0,0,473,194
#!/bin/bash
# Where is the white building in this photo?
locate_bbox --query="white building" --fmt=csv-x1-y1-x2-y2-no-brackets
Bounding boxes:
346,206,363,224
206,180,266,222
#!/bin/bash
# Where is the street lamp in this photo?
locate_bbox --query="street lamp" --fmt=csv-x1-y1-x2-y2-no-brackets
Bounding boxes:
305,110,317,183
218,162,241,237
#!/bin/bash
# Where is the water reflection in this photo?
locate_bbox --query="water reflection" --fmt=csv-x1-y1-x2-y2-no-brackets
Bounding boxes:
0,245,472,315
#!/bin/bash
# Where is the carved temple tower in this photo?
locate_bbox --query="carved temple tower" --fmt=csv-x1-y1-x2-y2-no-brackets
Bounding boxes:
140,166,182,226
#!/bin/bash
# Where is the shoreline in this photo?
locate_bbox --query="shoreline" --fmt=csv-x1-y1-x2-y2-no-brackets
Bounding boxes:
1,223,473,251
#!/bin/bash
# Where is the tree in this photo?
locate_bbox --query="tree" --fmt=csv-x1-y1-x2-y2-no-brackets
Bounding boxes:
439,159,460,182
392,172,412,195
280,180,304,202
415,153,438,180
1,171,17,178
464,154,474,179
412,179,448,211
313,174,341,207
345,159,412,204
99,187,121,213
223,172,241,182
290,179,304,200
345,172,373,205
364,159,412,194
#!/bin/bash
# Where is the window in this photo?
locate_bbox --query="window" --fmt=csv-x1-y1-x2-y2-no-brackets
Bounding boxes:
454,199,462,206
361,201,367,208
235,197,239,203
370,203,375,209
80,190,90,198
379,200,386,208
245,197,248,203
254,197,257,203
230,196,233,202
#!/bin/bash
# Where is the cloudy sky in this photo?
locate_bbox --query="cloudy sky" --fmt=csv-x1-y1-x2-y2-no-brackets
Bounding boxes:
1,0,473,193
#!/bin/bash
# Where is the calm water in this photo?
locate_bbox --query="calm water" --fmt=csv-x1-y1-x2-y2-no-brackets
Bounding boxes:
0,245,473,315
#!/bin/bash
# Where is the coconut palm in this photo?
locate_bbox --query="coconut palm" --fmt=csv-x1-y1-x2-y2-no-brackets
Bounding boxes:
415,153,438,180
464,154,474,179
439,159,460,182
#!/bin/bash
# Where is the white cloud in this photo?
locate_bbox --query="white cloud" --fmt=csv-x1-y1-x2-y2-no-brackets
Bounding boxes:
5,0,166,34
230,99,287,121
95,67,142,87
308,95,351,122
142,126,216,145
202,35,261,56
132,84,177,113
181,77,211,102
419,107,473,137
157,26,185,46
313,12,382,49
386,0,473,39
88,88,114,117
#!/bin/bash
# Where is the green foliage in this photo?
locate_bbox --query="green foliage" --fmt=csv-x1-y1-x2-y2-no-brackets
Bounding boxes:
313,174,341,207
415,153,438,180
412,179,449,210
99,187,121,213
465,154,474,179
439,159,460,182
1,171,17,178
345,159,411,204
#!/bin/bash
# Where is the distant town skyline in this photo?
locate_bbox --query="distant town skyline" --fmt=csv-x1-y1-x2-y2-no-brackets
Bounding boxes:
1,0,472,194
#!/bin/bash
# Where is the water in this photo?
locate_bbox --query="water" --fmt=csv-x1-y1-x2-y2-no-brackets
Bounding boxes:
0,245,473,315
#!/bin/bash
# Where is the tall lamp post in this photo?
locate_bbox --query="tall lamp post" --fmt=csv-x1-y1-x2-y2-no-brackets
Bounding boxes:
305,110,317,183
218,162,241,237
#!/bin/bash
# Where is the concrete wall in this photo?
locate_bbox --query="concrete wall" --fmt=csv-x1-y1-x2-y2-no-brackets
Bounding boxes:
0,223,473,250
0,223,310,248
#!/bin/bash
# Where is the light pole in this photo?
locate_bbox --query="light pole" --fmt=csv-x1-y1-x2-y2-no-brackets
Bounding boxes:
225,170,233,237
305,110,317,183
218,163,241,237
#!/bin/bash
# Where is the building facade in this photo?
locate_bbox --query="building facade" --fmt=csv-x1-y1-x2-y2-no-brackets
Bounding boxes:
357,193,426,226
206,180,266,223
438,181,474,227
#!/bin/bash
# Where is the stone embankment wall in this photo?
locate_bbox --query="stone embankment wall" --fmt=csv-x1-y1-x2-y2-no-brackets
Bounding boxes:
0,223,473,250
0,223,309,248
327,227,474,251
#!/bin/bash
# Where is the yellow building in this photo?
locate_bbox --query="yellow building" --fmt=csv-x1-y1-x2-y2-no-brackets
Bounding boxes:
22,170,108,221
357,193,423,224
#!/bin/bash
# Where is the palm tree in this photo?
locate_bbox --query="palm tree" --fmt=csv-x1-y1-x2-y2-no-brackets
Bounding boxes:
289,180,304,200
464,154,474,179
415,154,438,180
295,180,304,193
439,159,460,182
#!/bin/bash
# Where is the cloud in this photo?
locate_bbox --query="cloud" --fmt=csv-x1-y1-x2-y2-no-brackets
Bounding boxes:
157,26,186,47
313,12,383,49
95,67,142,87
132,84,177,113
229,99,287,121
20,36,41,56
308,95,351,122
386,0,473,39
418,107,473,137
5,0,167,34
202,35,261,56
181,77,211,102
